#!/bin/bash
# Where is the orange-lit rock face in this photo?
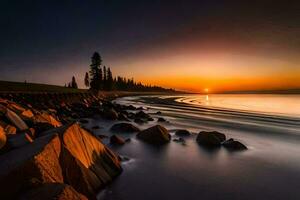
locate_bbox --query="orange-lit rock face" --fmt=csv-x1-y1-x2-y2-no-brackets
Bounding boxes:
0,135,63,199
61,123,122,194
6,109,29,130
33,112,62,127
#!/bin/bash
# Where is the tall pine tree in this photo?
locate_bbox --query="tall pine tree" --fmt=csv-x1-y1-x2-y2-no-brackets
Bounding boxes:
107,67,113,90
89,52,102,90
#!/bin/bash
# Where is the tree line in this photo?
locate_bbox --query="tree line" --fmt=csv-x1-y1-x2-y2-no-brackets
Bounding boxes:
66,52,175,92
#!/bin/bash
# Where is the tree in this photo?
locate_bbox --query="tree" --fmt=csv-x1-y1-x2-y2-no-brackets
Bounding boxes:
84,72,89,88
71,76,78,89
103,65,107,90
89,52,102,90
107,67,113,90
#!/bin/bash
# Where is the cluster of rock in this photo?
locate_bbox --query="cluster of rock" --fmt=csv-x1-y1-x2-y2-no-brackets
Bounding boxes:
196,131,247,151
0,94,123,199
0,123,122,199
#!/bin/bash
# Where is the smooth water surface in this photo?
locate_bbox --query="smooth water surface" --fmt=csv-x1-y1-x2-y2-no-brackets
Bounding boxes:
90,94,300,200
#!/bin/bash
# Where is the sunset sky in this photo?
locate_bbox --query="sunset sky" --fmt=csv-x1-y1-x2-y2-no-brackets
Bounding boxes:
1,0,299,92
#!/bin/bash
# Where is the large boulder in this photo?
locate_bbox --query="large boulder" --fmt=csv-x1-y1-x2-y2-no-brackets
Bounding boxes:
60,123,122,198
20,183,88,200
196,131,226,148
0,134,63,199
137,125,171,145
222,138,247,151
135,111,151,120
5,108,29,130
110,122,140,133
175,129,191,136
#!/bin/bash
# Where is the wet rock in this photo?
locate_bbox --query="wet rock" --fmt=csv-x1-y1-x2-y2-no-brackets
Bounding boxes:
173,137,186,145
110,123,140,133
175,129,191,136
125,138,131,142
117,113,130,121
222,138,247,151
110,135,125,145
134,118,147,124
137,125,171,145
157,117,166,122
5,109,29,130
0,134,63,199
97,134,109,139
32,122,55,136
196,131,226,148
126,105,136,110
20,183,88,200
135,111,151,119
156,111,162,115
102,108,118,120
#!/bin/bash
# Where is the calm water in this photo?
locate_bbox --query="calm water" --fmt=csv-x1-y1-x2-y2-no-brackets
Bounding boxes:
89,94,300,200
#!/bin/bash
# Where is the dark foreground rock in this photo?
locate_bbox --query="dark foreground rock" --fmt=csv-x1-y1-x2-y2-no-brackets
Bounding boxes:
222,138,247,151
20,183,88,200
137,125,171,145
196,131,226,148
110,122,140,133
175,129,191,136
157,117,166,122
0,123,122,200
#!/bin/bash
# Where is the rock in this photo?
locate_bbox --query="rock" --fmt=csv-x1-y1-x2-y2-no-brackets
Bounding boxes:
135,111,151,119
32,112,62,127
32,122,55,136
117,113,130,121
97,134,109,139
157,117,166,122
175,129,191,136
137,125,171,145
196,131,226,148
110,135,125,145
4,124,17,135
156,111,162,115
0,126,7,149
126,105,136,110
222,138,247,151
110,123,140,133
21,109,34,119
5,108,29,130
20,183,88,200
60,123,122,198
125,138,131,142
173,137,186,145
102,108,118,120
134,118,147,124
0,134,63,199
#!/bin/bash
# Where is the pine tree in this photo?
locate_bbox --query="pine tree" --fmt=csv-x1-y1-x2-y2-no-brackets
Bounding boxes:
84,72,89,88
71,76,78,89
89,52,102,90
103,66,107,90
99,67,103,89
107,67,113,90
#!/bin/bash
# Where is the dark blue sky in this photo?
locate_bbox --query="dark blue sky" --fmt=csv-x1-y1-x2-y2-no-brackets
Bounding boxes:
1,0,299,89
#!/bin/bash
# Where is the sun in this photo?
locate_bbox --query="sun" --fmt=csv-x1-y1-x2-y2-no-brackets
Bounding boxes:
204,88,209,93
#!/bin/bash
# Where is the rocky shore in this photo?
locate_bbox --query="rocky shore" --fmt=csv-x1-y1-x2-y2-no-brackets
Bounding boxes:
0,91,247,199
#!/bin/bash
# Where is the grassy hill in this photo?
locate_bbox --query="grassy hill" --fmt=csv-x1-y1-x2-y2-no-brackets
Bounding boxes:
0,81,86,93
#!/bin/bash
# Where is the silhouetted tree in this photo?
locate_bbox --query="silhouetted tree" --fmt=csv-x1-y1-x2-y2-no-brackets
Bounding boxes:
99,67,103,89
89,52,102,90
107,67,113,90
71,76,78,89
103,65,107,89
84,72,89,88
